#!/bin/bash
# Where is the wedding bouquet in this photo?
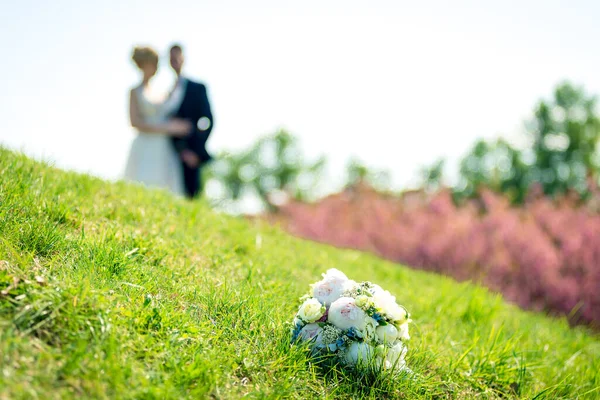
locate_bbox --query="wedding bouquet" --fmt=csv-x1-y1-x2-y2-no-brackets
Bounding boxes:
291,269,412,372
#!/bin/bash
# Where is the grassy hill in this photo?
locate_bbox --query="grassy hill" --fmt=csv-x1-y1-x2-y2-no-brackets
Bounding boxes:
0,147,599,399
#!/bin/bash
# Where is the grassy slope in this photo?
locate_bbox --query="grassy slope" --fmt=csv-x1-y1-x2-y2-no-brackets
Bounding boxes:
0,147,598,400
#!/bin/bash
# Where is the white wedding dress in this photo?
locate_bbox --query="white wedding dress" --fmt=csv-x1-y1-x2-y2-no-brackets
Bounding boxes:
124,84,184,196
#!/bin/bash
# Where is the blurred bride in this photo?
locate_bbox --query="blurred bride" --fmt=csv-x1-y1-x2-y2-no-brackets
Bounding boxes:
124,46,190,195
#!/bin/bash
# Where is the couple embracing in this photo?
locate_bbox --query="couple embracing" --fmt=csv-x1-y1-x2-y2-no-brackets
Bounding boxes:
124,44,213,199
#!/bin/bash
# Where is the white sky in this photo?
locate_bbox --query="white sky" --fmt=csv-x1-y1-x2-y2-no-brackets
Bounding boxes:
1,0,599,191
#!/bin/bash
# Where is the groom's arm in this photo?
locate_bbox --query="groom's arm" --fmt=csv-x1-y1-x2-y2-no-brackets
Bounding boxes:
171,81,214,162
194,82,214,137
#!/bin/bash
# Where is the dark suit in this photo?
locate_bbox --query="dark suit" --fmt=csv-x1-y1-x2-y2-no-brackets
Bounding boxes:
171,78,214,199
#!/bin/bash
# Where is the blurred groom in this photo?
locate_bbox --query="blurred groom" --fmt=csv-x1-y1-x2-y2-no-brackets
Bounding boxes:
169,43,214,199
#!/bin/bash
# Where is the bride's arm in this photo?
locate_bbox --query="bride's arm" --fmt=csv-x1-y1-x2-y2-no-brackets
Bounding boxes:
129,89,190,135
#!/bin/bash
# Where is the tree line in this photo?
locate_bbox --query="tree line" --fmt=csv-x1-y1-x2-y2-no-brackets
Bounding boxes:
206,82,600,211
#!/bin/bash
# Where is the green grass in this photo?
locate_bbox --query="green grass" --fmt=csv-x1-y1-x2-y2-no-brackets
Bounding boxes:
0,147,599,399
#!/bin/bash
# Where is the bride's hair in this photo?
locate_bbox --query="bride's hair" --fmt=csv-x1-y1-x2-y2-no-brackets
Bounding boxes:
131,46,159,69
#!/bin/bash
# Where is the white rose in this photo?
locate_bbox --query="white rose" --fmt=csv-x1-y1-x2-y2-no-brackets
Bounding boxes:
298,323,324,345
393,305,409,324
372,290,394,309
386,342,408,368
372,290,406,323
343,279,359,293
312,269,349,306
327,297,367,331
376,324,399,344
312,281,344,307
297,298,325,323
397,322,410,341
370,284,384,295
345,341,374,365
322,268,348,281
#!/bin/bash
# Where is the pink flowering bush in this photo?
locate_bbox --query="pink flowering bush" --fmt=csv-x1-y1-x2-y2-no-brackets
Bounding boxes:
271,184,600,327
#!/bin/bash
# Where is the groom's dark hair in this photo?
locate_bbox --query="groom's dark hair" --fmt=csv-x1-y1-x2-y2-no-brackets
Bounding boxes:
170,43,183,53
